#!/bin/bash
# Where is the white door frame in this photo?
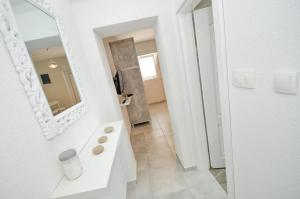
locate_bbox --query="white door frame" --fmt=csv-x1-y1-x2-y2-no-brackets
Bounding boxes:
193,7,225,169
94,16,198,169
176,0,235,198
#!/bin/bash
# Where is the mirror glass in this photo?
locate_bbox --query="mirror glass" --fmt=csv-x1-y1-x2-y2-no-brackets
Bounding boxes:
10,0,81,116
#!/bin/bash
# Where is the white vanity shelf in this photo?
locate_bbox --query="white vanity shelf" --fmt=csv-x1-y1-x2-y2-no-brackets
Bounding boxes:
51,120,136,199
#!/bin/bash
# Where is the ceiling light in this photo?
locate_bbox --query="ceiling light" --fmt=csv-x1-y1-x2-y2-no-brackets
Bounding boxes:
48,59,58,69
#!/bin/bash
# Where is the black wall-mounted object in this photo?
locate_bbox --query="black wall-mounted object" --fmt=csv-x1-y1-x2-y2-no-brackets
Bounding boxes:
113,70,124,95
40,74,51,84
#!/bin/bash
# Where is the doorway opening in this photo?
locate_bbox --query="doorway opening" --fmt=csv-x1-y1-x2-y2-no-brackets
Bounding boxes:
193,1,227,192
101,28,176,154
94,17,228,198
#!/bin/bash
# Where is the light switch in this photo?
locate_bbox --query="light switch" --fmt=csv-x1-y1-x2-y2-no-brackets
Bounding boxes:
274,71,299,95
232,68,256,89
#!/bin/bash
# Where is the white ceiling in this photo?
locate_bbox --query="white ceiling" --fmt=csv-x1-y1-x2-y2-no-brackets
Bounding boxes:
30,28,155,62
25,35,61,52
25,35,66,61
10,0,65,61
95,16,157,39
30,46,66,62
104,28,155,43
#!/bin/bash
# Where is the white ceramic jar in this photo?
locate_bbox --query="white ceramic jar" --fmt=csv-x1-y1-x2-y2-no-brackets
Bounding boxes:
59,149,83,181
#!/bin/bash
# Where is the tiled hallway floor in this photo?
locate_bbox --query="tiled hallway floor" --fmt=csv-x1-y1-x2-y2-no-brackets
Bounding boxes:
210,169,227,192
127,102,227,199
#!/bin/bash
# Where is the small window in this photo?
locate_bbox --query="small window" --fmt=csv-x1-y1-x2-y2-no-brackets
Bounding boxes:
138,54,158,80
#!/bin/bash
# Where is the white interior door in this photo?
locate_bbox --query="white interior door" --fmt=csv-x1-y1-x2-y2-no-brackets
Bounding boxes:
194,7,225,168
62,71,80,104
68,73,81,103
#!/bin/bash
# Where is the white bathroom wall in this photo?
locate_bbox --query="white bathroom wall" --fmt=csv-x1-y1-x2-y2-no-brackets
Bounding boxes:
222,0,300,198
12,0,58,42
0,0,121,198
0,37,62,199
143,74,166,104
70,0,197,168
174,0,185,11
135,39,157,55
175,0,300,198
135,40,166,104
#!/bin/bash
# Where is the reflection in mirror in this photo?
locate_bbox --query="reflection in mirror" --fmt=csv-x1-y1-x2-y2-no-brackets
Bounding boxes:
10,0,81,116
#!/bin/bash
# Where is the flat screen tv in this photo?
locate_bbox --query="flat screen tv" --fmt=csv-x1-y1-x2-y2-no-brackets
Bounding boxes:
113,70,124,95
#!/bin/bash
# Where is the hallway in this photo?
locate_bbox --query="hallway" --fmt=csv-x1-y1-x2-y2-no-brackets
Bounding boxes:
127,102,226,199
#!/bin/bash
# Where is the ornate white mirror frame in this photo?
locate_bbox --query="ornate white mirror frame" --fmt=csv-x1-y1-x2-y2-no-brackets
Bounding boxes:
0,0,87,140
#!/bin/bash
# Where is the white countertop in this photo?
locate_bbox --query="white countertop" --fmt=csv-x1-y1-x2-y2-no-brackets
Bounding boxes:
51,120,123,199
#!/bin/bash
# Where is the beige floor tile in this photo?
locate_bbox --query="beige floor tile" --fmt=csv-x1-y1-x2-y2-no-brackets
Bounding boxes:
154,189,196,199
144,128,164,139
150,168,187,197
165,135,174,147
127,102,226,199
210,168,227,192
148,153,177,170
161,125,173,135
183,170,215,187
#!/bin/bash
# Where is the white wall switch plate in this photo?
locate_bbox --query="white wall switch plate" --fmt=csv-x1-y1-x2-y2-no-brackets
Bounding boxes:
274,71,299,95
232,68,256,89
